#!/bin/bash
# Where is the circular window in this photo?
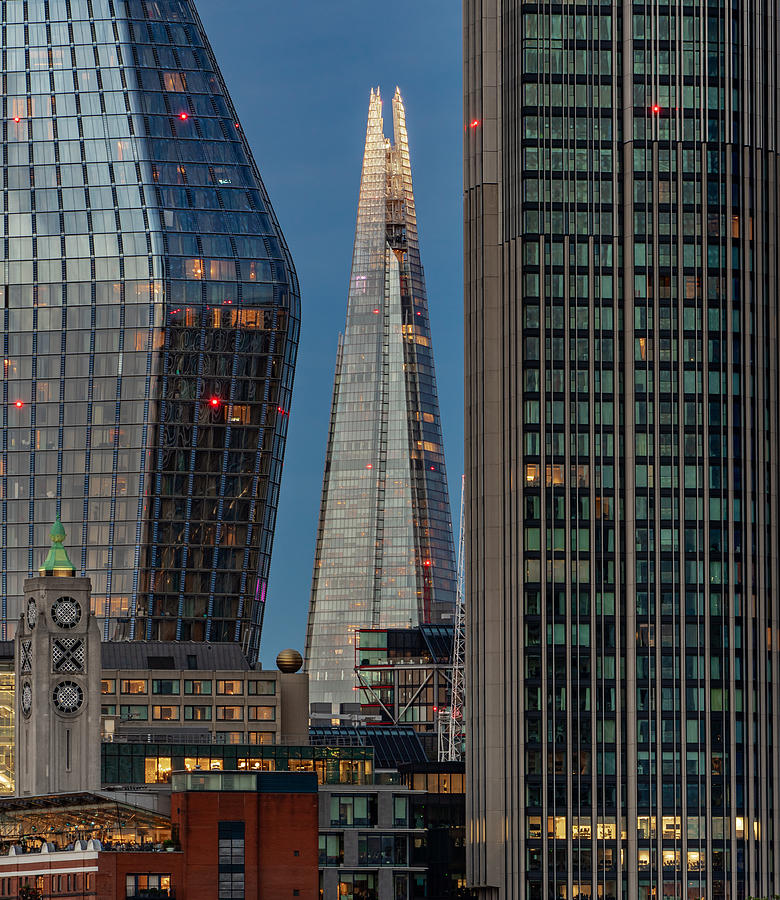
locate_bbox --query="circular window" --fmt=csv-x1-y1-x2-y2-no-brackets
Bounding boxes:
21,682,32,718
52,681,83,714
51,598,81,629
25,599,37,630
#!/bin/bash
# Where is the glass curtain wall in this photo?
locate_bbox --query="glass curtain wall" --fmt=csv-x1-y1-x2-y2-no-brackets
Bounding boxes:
1,0,299,658
465,0,780,896
306,88,456,708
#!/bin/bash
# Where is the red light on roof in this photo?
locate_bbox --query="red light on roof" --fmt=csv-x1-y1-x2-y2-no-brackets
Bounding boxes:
430,466,435,470
179,112,189,121
651,105,661,114
209,397,220,407
366,464,373,469
235,123,240,129
424,559,432,567
14,400,23,408
277,406,287,415
470,119,480,129
12,116,20,124
372,309,380,314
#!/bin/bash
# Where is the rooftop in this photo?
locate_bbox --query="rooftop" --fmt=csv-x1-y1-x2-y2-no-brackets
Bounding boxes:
101,641,252,672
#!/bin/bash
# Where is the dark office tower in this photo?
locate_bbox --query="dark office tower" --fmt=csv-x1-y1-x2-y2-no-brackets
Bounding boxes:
465,0,780,898
1,0,298,659
306,88,457,709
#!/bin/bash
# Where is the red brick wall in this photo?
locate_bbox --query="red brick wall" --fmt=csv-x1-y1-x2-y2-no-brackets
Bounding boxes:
96,850,184,899
172,789,318,899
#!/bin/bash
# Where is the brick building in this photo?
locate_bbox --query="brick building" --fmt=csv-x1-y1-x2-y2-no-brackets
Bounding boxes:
0,770,318,899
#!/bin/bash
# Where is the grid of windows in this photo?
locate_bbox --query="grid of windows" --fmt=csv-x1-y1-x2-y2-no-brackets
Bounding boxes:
306,88,456,709
1,0,299,658
465,0,778,895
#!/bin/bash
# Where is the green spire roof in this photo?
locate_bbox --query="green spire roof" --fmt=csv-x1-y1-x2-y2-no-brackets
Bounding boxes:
39,517,76,577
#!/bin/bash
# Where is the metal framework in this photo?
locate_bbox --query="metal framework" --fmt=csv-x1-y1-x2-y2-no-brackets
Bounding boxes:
439,476,466,762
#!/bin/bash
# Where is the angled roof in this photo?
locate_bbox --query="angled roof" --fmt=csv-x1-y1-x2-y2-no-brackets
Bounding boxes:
100,641,251,672
309,725,427,768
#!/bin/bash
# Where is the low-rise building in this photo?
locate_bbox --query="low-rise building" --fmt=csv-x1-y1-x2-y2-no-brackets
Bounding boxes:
0,770,318,899
100,641,308,747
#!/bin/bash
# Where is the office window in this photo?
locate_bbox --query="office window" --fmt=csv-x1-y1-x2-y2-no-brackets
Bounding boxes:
119,705,148,721
217,680,243,696
248,706,275,721
152,679,180,695
101,679,116,695
248,732,274,745
248,680,276,696
120,679,147,695
184,679,212,695
216,706,243,721
184,705,212,721
152,705,180,721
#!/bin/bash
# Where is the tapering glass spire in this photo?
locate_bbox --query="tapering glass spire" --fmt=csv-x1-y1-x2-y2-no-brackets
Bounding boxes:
305,88,456,709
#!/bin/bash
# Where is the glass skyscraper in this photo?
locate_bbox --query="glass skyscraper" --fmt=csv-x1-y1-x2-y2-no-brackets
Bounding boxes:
465,0,780,898
1,0,298,659
306,88,456,709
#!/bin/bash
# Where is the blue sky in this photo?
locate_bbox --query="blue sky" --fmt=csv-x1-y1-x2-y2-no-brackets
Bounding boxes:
197,0,463,665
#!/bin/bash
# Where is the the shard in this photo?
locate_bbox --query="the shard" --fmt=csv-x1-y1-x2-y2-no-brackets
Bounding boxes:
305,88,456,709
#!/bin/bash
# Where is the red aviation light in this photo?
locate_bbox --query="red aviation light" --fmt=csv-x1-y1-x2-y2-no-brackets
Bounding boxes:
651,104,661,115
470,119,480,129
12,116,20,124
209,397,220,408
14,400,23,408
366,464,373,470
424,559,432,567
179,112,189,121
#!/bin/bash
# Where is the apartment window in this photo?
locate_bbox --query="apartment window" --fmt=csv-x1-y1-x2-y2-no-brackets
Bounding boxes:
248,706,275,721
184,679,212,695
152,679,180,695
184,705,212,721
216,706,243,721
248,680,276,696
217,680,243,696
337,873,377,900
318,833,344,866
101,679,115,695
120,679,147,695
248,731,274,745
358,833,407,866
152,705,180,721
126,874,172,898
119,704,148,721
393,795,408,826
329,795,377,827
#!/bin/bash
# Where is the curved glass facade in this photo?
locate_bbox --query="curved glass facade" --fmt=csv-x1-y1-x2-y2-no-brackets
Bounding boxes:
466,0,780,897
306,89,456,708
1,0,299,659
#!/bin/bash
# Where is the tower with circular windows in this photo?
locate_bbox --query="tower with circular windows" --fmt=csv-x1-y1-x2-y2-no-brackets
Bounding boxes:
14,521,100,797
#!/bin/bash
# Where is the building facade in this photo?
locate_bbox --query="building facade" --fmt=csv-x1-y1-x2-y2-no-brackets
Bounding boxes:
1,0,299,657
0,770,319,899
465,1,780,898
306,87,456,709
99,641,308,747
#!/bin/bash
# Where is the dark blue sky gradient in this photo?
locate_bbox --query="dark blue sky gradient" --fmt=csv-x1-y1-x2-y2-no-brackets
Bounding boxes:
196,0,463,665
